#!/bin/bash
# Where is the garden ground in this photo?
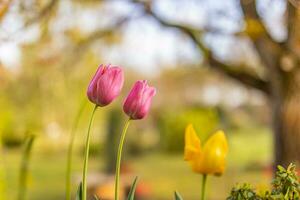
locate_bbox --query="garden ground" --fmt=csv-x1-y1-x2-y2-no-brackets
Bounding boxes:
3,127,272,200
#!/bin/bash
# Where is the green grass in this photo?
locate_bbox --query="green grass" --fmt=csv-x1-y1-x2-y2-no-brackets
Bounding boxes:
2,148,104,200
130,127,273,199
1,126,273,200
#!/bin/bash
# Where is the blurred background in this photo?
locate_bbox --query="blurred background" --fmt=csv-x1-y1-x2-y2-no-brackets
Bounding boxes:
0,0,299,199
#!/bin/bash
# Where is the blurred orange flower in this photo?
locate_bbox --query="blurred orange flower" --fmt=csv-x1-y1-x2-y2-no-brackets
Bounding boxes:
184,124,228,175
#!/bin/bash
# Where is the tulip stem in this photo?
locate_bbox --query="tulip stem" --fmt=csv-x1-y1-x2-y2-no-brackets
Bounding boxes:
115,118,131,200
18,135,35,200
82,105,98,200
0,143,6,200
201,174,207,200
66,99,87,200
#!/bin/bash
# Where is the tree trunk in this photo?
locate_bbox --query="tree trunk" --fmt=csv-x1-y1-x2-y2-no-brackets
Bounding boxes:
271,1,300,168
272,69,300,167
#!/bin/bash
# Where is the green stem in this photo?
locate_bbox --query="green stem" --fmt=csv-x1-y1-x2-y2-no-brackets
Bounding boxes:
114,118,131,200
66,99,87,200
0,142,6,200
82,105,98,200
18,135,35,200
201,174,207,200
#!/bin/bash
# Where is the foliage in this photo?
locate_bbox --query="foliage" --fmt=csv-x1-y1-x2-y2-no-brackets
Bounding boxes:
127,177,138,200
174,191,183,200
227,184,261,200
157,107,219,152
227,164,300,200
269,164,300,199
75,182,83,200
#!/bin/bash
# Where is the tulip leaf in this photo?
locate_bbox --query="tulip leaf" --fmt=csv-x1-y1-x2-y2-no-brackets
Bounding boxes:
174,191,183,200
75,182,83,200
127,176,139,200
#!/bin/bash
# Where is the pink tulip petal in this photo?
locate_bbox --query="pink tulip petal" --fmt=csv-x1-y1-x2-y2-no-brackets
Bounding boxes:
87,64,124,106
123,80,156,120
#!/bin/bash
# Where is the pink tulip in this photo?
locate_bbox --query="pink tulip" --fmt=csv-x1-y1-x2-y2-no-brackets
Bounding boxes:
87,64,124,106
123,80,156,120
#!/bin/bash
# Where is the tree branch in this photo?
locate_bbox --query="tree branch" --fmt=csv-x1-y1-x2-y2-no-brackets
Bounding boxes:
240,0,284,70
285,0,300,60
207,55,270,93
24,0,58,27
136,1,270,94
0,0,58,42
0,0,12,22
240,0,279,46
76,16,131,50
63,17,130,69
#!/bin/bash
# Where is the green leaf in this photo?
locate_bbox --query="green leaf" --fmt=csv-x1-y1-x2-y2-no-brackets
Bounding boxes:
127,177,139,200
76,182,83,200
174,191,183,200
277,165,285,172
93,194,100,200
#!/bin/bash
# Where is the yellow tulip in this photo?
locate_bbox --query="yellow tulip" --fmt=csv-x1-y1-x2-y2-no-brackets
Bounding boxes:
184,124,228,175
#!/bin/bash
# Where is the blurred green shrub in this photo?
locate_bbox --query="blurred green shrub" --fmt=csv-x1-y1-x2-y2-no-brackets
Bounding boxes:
157,106,219,153
1,128,24,148
105,107,123,173
0,96,41,148
83,142,105,158
0,112,25,148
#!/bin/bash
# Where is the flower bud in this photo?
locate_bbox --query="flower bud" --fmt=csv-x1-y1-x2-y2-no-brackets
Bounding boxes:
87,64,124,107
184,124,228,175
123,80,156,120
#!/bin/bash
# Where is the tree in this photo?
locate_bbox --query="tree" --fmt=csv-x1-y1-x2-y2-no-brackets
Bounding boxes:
1,0,299,167
131,0,300,167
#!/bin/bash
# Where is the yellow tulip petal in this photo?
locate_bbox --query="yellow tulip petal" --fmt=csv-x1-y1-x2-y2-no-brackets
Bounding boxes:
202,130,228,175
184,124,201,161
205,131,228,152
188,152,204,173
